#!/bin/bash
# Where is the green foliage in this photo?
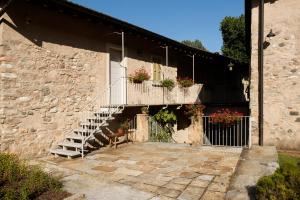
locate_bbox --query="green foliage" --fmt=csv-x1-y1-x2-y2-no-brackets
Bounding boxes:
279,153,300,168
153,109,177,126
220,15,249,63
161,79,175,91
181,39,207,51
149,123,172,143
149,117,172,143
256,154,300,200
0,153,63,200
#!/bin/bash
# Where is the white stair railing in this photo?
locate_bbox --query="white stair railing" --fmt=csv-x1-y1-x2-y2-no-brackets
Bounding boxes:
54,76,126,158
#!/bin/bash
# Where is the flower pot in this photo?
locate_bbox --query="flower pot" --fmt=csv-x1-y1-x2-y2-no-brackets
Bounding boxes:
117,128,124,135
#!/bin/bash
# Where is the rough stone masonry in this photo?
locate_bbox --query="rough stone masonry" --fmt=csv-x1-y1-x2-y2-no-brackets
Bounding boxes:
0,8,106,157
250,0,300,149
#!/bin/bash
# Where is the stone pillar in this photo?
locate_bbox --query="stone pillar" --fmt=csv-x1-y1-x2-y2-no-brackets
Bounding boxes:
188,115,203,145
134,114,149,142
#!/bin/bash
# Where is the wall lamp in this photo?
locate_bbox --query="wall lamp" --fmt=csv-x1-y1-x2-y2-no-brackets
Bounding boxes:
264,29,276,49
266,29,276,38
228,62,234,71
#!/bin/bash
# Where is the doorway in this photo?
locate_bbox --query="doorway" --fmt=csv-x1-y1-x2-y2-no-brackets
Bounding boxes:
109,48,125,105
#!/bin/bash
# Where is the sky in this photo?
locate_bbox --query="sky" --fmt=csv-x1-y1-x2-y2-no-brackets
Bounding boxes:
71,0,244,52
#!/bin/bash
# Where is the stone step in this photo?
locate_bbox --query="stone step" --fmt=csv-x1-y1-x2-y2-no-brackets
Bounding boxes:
50,149,81,158
58,141,83,149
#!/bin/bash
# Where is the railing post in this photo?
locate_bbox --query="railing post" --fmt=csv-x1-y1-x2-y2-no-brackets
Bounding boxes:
81,140,84,159
249,116,252,149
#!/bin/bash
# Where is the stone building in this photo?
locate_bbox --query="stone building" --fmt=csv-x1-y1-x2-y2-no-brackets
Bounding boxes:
248,0,300,149
0,0,248,158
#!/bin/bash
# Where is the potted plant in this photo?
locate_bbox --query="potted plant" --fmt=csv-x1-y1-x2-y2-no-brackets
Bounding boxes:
129,67,150,83
141,106,149,114
161,78,175,91
210,108,243,126
184,103,205,121
177,77,194,88
118,119,130,135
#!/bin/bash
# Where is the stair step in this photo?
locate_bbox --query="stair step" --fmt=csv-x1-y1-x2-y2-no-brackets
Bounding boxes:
58,141,82,148
93,114,115,120
74,128,91,133
87,117,106,122
66,134,84,140
50,149,81,157
81,122,99,126
50,104,125,158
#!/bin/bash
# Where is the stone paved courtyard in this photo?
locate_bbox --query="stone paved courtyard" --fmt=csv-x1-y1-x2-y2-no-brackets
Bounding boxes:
36,143,242,200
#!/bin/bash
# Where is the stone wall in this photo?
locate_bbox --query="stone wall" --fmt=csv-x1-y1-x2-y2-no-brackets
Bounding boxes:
0,16,106,157
0,1,186,158
250,0,300,149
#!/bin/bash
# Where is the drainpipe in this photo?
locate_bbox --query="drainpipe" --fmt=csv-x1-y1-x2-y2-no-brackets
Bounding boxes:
192,54,195,83
121,31,127,105
258,0,264,146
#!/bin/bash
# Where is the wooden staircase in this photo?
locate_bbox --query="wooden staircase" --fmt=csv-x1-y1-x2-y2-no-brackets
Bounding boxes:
50,105,124,159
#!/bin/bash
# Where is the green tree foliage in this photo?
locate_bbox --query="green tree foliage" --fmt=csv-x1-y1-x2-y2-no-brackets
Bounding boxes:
220,15,249,63
181,40,207,51
153,109,177,127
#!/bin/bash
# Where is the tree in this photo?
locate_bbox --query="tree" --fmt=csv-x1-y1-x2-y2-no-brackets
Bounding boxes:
220,15,249,63
181,39,207,51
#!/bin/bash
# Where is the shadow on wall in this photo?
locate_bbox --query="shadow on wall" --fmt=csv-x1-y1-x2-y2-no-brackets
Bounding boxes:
4,0,178,70
198,66,249,104
252,0,279,7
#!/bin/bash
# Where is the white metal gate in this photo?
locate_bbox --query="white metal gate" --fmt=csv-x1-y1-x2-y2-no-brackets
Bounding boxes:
202,116,251,148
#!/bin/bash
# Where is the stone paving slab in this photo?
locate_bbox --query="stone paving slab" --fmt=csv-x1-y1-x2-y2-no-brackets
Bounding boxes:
37,143,242,200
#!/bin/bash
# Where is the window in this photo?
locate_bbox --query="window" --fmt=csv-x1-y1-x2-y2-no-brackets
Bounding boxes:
152,57,162,82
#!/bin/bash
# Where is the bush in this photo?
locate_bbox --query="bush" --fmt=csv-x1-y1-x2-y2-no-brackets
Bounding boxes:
161,79,175,91
153,109,177,127
256,157,300,200
0,153,66,200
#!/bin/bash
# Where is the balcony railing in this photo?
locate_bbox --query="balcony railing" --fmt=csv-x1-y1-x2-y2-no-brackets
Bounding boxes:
127,80,203,105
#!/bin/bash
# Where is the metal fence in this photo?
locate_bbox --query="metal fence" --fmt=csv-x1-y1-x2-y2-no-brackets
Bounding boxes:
202,116,251,148
148,117,175,143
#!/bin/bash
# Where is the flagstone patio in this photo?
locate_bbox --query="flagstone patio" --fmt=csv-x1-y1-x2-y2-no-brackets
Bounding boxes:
36,143,242,200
